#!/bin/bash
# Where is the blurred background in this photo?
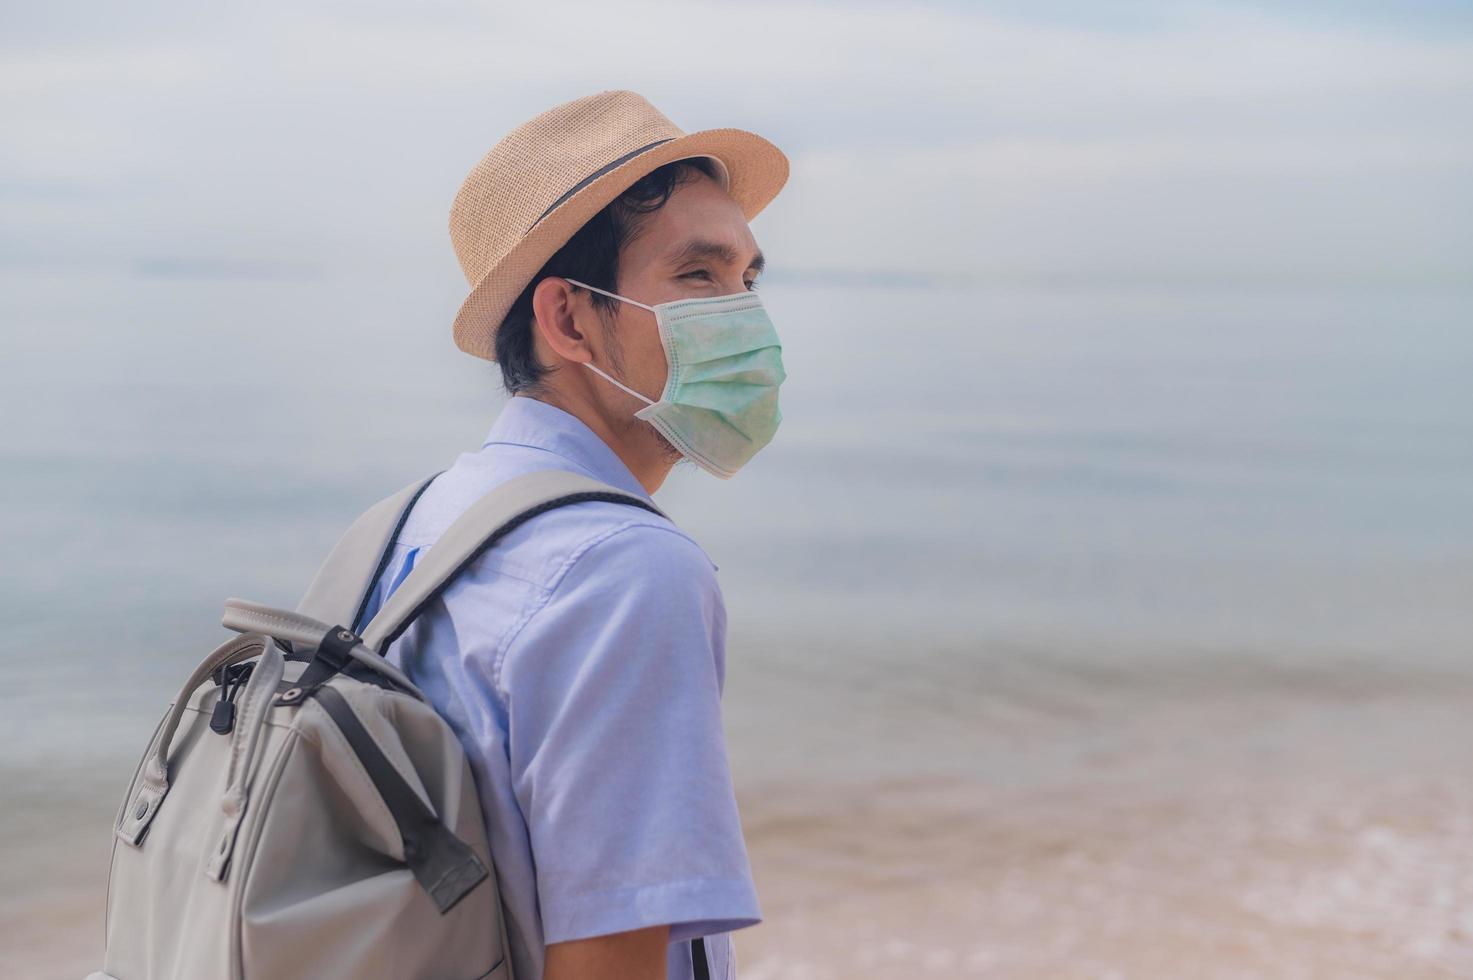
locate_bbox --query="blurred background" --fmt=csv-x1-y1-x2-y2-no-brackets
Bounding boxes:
3,1,1472,977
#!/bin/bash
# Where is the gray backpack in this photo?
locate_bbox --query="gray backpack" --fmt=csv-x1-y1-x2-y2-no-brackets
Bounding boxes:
90,468,680,980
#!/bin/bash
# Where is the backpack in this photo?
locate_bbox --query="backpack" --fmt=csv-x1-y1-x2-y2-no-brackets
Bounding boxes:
88,467,720,980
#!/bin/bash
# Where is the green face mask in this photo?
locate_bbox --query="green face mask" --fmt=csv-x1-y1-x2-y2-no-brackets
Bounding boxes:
565,278,786,479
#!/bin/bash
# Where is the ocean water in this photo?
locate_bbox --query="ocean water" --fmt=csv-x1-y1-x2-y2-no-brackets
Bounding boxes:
3,270,1472,975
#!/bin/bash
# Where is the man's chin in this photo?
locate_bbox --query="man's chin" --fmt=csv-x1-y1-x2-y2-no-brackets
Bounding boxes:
650,428,684,466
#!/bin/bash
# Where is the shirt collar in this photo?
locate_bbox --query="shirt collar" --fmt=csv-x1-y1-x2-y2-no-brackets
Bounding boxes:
481,395,654,501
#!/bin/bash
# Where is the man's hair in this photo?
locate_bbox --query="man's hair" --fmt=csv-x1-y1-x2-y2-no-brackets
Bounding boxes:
494,157,721,396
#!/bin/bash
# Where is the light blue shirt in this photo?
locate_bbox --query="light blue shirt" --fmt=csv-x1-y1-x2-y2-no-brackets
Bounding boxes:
356,394,761,980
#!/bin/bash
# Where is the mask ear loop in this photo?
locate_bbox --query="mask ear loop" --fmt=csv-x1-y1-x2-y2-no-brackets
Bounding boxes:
584,361,657,407
563,278,660,406
563,277,656,312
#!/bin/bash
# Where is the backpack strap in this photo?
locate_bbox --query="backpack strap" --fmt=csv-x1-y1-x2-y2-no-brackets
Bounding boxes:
296,471,445,634
358,469,667,655
693,936,712,979
350,468,705,960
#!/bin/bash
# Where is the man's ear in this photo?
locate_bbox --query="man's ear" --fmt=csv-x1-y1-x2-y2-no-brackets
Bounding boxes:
530,277,592,364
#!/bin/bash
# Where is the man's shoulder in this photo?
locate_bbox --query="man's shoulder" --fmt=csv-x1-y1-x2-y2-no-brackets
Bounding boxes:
517,499,718,596
400,462,716,594
544,503,718,590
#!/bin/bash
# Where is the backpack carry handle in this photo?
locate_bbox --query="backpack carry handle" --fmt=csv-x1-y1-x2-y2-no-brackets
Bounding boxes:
203,641,286,882
117,632,282,848
220,598,422,698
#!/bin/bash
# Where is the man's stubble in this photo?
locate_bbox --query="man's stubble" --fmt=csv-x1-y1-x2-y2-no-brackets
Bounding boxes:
599,305,682,467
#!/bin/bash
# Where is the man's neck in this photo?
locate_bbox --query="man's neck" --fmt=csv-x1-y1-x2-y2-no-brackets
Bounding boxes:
515,393,671,495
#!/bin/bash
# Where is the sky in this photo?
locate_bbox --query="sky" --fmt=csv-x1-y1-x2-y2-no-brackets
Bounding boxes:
2,0,1471,291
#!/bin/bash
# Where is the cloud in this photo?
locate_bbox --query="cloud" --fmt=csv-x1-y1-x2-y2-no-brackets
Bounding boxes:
131,257,325,281
1,0,1470,285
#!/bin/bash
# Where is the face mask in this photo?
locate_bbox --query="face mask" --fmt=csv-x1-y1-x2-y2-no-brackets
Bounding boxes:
564,278,786,479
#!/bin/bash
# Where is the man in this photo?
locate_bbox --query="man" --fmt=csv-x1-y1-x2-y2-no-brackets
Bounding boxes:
355,90,789,980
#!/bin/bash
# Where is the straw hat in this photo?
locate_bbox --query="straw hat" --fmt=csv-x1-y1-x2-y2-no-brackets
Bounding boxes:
448,89,790,361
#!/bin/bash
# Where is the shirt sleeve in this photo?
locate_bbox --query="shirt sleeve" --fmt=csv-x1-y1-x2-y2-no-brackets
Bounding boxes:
498,520,761,946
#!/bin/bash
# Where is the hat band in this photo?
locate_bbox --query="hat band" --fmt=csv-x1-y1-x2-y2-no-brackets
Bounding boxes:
525,136,676,233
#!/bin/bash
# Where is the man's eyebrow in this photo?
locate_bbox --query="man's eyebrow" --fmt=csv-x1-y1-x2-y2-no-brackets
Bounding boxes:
667,238,765,274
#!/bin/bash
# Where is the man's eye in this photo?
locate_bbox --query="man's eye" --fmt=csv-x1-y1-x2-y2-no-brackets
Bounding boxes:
680,268,759,290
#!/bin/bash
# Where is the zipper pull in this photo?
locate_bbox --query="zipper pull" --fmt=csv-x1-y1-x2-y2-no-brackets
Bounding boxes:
210,699,236,735
210,661,256,735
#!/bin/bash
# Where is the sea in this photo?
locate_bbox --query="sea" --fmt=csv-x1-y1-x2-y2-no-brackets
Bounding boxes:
3,269,1471,977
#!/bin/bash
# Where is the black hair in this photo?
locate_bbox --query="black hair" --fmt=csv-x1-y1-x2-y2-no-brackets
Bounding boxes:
493,157,721,396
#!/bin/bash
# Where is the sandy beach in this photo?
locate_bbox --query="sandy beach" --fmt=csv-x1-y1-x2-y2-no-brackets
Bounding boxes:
10,660,1473,979
734,771,1473,979
721,634,1473,979
11,777,1473,979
